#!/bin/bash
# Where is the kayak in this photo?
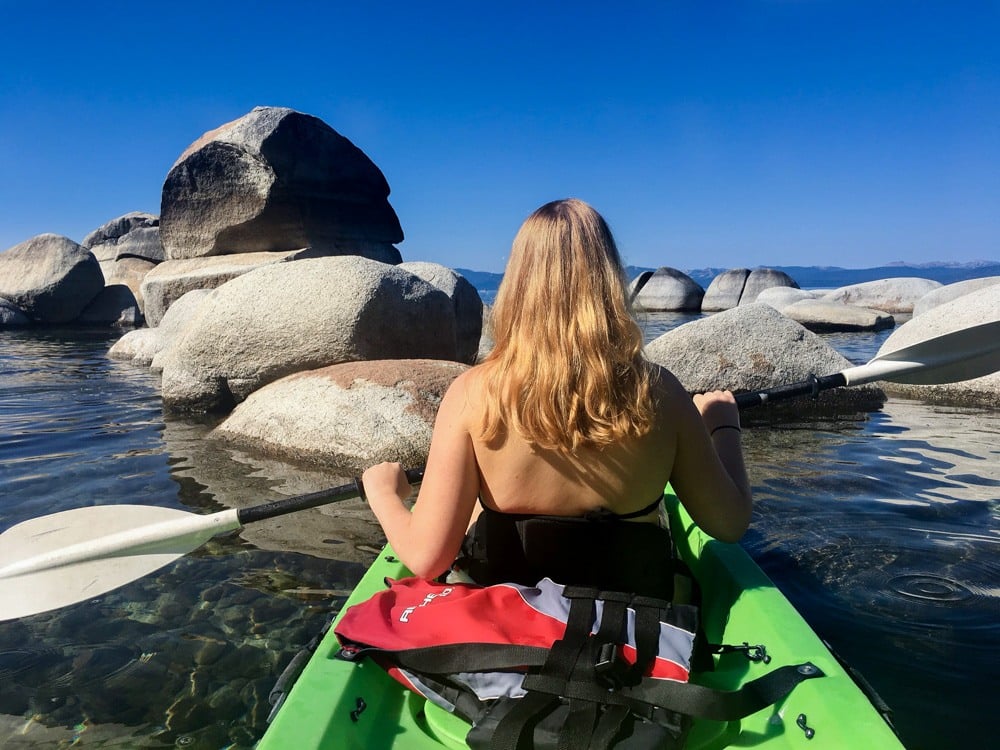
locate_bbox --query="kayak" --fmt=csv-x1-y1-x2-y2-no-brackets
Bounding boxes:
257,489,904,749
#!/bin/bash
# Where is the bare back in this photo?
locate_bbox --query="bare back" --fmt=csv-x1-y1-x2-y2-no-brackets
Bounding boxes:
464,365,681,523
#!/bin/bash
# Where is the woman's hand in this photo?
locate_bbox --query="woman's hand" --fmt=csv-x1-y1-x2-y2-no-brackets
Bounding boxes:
692,390,741,434
361,462,413,503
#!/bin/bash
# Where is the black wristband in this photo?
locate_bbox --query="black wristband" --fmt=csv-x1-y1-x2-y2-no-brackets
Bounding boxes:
710,424,742,436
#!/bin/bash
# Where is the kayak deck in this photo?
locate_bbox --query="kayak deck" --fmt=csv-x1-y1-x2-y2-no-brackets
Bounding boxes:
257,490,904,749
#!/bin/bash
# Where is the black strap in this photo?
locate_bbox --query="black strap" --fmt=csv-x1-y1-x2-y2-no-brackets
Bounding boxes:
490,593,597,750
524,662,825,723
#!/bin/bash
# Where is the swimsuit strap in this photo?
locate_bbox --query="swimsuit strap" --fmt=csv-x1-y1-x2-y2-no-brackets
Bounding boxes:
609,493,664,520
477,494,664,521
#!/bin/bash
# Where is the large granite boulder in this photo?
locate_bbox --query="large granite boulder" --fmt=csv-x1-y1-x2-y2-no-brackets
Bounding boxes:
0,234,104,323
912,276,1000,317
140,249,315,326
109,289,212,366
158,256,457,413
398,262,483,365
822,277,941,315
702,268,799,311
628,270,654,302
214,359,468,473
160,106,403,262
645,303,884,412
632,267,704,311
878,284,1000,408
83,212,164,279
701,268,749,312
741,268,799,304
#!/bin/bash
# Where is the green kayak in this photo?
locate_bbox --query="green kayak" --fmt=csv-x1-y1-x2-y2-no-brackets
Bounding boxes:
258,490,904,749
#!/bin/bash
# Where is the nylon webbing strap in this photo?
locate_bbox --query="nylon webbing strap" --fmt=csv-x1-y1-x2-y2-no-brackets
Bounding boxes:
524,662,825,723
490,593,597,750
628,662,826,721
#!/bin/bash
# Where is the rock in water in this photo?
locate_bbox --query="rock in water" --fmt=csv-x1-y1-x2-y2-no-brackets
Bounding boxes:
0,234,104,323
160,106,404,261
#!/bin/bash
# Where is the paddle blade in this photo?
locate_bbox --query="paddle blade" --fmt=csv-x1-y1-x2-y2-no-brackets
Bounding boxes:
0,505,240,621
844,320,1000,386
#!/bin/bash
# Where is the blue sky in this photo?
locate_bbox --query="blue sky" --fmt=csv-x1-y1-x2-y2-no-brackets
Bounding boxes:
1,1,997,273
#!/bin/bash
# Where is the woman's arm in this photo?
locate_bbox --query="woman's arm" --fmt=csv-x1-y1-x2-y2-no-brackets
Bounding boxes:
361,371,481,578
667,380,752,542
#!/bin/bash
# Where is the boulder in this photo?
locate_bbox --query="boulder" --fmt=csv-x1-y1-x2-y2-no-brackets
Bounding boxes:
877,284,1000,408
822,277,941,314
107,327,164,366
140,250,312,326
0,297,30,327
109,289,211,366
158,256,457,413
160,106,403,261
740,268,799,304
83,212,165,281
107,256,158,313
0,234,104,323
628,270,654,302
213,359,468,473
76,284,143,327
781,299,895,333
632,267,704,311
702,268,799,311
755,287,818,311
645,303,884,412
912,276,1000,317
701,269,749,312
399,262,483,365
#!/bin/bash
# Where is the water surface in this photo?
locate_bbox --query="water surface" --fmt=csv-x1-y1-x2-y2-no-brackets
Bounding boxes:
0,326,996,749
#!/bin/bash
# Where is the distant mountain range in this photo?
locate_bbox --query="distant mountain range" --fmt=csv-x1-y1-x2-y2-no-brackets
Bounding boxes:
458,261,1000,293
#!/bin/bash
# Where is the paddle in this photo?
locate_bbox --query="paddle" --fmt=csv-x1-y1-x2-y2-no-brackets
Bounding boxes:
734,319,1000,408
0,468,424,621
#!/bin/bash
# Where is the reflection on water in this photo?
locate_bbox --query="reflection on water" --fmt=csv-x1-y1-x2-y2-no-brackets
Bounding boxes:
741,400,999,750
0,327,997,749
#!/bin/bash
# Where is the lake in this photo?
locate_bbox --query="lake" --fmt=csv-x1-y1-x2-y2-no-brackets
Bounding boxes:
0,320,996,749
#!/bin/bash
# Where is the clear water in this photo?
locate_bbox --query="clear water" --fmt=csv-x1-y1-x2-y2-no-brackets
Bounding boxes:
0,324,997,749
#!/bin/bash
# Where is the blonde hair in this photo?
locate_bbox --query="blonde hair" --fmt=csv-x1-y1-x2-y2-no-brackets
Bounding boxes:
480,199,655,452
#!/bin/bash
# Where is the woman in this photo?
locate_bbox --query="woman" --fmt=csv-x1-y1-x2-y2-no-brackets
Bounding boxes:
362,199,751,585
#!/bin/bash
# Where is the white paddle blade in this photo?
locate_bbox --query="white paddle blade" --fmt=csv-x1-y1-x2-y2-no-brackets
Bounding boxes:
0,504,241,621
843,320,1000,387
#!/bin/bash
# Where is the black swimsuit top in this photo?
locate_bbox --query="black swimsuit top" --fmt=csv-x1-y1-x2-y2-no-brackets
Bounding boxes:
456,494,675,599
475,493,664,522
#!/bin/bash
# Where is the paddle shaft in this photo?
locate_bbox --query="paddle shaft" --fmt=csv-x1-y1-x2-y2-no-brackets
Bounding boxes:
735,373,847,409
239,467,425,525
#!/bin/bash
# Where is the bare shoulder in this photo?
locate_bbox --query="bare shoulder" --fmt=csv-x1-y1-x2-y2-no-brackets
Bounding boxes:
648,362,690,403
438,365,485,419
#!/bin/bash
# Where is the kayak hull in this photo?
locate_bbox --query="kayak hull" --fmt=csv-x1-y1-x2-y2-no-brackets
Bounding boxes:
258,490,904,749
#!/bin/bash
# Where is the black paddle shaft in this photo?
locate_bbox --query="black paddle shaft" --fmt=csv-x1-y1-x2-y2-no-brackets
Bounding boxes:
734,372,848,409
238,468,426,525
